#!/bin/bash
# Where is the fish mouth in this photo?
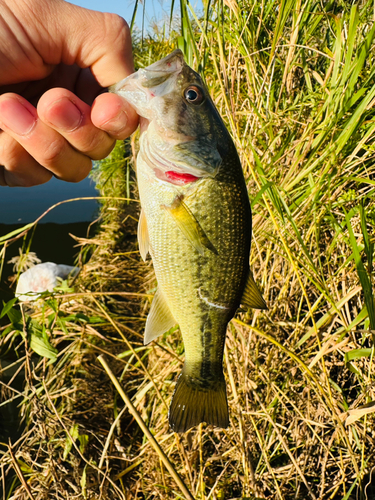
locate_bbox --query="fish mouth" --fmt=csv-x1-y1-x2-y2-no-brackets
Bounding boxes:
110,50,186,115
111,50,184,91
138,49,185,83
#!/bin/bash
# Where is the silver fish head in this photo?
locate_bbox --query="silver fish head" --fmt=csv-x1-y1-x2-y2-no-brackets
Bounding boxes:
110,50,233,182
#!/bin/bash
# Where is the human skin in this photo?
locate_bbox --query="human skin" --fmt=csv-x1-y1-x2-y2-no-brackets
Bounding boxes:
0,0,138,187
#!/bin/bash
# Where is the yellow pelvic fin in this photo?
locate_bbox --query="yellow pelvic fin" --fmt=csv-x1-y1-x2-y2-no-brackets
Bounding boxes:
162,195,217,255
137,209,150,261
144,288,176,345
241,271,268,310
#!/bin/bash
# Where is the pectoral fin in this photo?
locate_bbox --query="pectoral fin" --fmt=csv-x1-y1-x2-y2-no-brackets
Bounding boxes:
162,195,217,255
241,271,267,310
138,209,150,261
144,288,177,344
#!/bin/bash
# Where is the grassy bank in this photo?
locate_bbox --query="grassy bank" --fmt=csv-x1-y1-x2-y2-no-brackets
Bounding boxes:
1,1,375,498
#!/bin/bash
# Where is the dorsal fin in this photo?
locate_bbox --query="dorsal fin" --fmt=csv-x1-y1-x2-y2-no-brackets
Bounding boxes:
162,195,217,255
241,271,267,310
137,209,150,261
144,288,176,344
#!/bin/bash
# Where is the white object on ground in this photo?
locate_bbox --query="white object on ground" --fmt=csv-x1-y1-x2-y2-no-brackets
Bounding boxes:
15,262,79,302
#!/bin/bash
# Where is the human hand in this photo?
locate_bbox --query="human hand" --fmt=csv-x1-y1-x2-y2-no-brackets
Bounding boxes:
0,0,138,187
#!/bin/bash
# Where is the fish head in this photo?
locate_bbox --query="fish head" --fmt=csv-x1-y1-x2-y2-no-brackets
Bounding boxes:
111,50,229,184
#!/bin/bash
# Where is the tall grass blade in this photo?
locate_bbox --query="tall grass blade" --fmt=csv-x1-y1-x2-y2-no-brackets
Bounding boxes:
346,209,375,331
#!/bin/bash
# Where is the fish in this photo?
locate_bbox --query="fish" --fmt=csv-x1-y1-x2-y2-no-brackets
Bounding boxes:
111,50,267,433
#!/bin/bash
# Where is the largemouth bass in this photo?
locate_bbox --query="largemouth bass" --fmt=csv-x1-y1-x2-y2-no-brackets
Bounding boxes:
112,50,266,433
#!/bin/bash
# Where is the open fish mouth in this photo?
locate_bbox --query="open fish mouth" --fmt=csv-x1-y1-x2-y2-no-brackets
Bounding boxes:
137,50,185,87
112,50,184,91
110,50,186,115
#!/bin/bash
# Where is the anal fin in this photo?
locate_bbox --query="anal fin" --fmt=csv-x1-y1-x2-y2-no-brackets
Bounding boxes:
241,270,268,310
162,195,217,255
137,209,150,261
144,288,176,345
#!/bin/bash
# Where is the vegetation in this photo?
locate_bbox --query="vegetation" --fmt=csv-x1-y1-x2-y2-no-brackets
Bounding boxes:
1,0,375,498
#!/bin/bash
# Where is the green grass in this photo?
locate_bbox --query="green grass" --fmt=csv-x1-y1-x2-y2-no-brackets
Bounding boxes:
1,1,375,499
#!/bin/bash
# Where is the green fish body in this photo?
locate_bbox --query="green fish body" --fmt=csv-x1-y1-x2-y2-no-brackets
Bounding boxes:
112,50,266,432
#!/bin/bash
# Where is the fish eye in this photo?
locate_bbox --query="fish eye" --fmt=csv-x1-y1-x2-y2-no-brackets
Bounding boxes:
184,85,204,105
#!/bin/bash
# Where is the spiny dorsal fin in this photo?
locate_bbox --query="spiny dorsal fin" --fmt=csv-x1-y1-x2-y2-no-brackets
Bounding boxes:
144,288,176,345
241,271,267,310
162,195,217,255
137,209,150,261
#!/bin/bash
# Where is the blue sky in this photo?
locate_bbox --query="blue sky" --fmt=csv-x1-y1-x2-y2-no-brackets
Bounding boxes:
70,0,174,33
70,0,137,19
69,0,204,34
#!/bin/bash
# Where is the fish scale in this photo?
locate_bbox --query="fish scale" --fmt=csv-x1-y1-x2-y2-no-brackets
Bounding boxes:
111,50,267,432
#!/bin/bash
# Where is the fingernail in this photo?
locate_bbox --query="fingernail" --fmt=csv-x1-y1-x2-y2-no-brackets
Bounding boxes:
47,98,83,131
0,98,36,135
102,109,128,134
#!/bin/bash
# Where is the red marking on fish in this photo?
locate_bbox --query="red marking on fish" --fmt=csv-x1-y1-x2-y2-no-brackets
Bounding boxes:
165,171,200,185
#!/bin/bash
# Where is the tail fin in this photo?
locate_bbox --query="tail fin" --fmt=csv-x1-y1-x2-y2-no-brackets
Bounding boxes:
168,371,229,433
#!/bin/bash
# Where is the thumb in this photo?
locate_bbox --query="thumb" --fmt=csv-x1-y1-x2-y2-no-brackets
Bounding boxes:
57,2,134,87
12,0,134,87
